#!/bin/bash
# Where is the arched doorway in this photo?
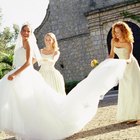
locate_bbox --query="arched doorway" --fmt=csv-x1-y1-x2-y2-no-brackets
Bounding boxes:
107,21,140,65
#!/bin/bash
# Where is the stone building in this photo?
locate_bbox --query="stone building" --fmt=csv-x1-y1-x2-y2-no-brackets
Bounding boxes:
35,0,140,83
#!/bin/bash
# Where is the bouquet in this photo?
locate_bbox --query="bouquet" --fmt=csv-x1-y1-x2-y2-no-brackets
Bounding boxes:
91,59,99,68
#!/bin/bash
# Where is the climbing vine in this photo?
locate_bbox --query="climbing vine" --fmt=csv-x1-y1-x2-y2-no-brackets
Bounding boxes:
120,11,140,23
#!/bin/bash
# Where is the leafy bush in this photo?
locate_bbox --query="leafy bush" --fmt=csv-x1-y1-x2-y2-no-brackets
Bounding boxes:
0,66,12,79
0,52,14,79
0,52,13,65
65,80,80,94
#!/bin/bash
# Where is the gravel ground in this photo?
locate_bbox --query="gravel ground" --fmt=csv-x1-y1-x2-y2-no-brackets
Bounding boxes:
65,95,140,140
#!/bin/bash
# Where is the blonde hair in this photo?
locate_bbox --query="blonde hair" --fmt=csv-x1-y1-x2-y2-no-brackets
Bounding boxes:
112,21,134,43
44,32,59,51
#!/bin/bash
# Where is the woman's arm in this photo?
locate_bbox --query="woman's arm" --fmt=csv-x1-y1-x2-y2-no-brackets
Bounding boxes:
52,51,60,62
125,43,133,64
108,39,115,58
49,51,60,62
32,58,37,64
8,40,31,80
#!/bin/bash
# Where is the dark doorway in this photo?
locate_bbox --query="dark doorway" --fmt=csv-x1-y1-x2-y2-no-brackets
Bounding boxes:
107,21,140,65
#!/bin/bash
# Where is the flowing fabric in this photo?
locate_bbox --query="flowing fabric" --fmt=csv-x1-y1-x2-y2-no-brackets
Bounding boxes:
0,47,127,140
114,47,140,121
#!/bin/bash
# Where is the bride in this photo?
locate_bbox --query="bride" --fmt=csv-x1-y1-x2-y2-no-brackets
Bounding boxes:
0,24,127,140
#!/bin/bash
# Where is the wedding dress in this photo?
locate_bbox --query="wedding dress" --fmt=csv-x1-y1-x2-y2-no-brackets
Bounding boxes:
114,47,140,122
0,47,126,140
39,52,66,95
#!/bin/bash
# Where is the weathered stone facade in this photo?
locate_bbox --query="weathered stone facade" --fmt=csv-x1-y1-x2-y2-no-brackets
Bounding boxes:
86,0,140,63
35,0,140,82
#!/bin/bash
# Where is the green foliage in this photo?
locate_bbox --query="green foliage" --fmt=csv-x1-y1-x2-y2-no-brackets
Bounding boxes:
13,24,20,40
0,63,13,79
65,81,80,94
0,10,19,79
0,52,14,78
0,52,13,66
0,26,19,49
120,11,140,23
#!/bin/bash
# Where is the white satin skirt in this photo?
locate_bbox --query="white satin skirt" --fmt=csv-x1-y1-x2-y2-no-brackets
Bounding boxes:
0,59,126,140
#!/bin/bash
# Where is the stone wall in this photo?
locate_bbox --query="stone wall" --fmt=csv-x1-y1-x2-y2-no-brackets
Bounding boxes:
86,1,140,62
35,0,93,82
35,0,140,82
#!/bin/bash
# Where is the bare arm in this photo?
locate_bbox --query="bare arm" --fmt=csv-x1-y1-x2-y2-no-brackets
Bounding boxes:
52,51,60,62
109,39,115,58
125,43,133,63
8,40,31,80
32,58,37,64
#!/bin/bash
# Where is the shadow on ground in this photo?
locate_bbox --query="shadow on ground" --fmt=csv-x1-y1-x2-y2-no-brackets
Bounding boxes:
65,122,137,140
99,95,118,108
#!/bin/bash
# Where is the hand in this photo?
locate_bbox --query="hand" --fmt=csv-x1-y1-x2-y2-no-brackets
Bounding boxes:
126,60,131,64
8,74,15,81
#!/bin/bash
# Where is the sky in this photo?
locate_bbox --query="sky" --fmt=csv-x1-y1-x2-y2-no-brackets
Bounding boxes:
0,0,49,31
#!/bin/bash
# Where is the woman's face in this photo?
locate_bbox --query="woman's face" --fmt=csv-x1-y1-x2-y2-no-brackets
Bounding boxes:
114,27,123,39
44,35,54,47
21,26,31,40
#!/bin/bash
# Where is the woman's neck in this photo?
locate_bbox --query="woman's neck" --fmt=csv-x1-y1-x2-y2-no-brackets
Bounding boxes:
44,46,53,50
118,38,126,43
42,46,55,55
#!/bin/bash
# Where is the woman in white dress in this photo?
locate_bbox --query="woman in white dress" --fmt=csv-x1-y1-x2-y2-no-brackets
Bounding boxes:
39,33,66,95
0,24,127,140
109,21,140,124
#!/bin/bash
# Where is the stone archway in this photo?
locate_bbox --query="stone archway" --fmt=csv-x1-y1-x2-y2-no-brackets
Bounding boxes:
107,21,140,65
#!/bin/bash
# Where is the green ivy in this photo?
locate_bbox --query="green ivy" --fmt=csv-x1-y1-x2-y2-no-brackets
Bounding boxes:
120,11,140,23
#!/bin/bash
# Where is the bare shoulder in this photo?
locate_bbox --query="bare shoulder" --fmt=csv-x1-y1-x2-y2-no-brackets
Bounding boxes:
111,39,115,47
40,49,43,53
111,38,115,44
125,42,133,48
111,38,114,42
125,42,133,52
23,39,30,50
54,51,60,55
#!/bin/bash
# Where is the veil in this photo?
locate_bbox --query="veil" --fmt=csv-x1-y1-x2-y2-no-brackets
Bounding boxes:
13,28,42,67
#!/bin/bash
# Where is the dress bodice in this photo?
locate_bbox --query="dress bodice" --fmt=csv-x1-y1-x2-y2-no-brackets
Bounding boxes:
13,47,33,68
41,53,54,60
13,48,26,68
114,47,130,59
41,52,60,68
41,53,56,69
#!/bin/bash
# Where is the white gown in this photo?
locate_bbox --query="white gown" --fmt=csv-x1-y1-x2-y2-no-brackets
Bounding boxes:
39,52,66,95
114,47,140,122
0,47,126,140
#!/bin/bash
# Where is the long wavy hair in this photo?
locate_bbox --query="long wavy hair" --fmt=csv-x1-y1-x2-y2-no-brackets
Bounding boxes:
44,32,59,51
112,21,134,43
